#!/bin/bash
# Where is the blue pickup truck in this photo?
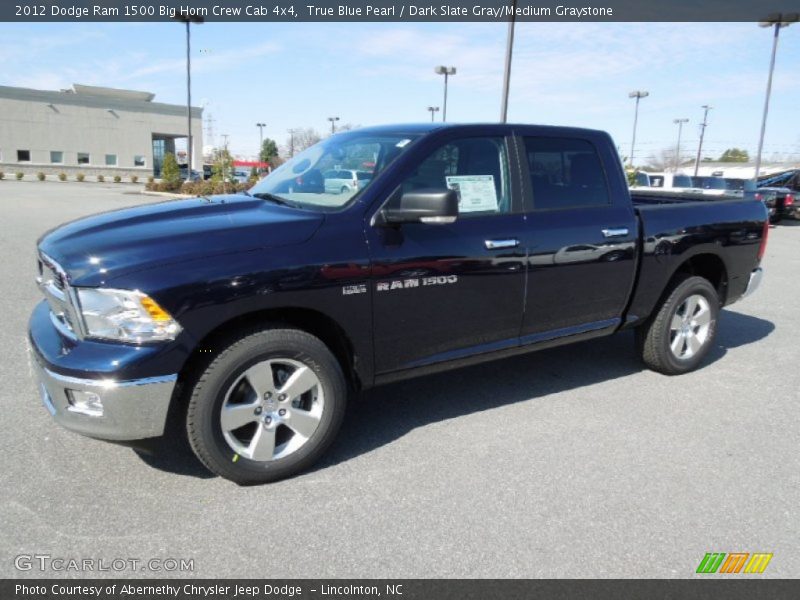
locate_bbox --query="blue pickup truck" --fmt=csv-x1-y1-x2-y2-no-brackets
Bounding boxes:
29,123,768,484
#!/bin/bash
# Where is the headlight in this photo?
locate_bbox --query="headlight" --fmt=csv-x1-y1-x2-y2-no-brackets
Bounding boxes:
76,288,182,342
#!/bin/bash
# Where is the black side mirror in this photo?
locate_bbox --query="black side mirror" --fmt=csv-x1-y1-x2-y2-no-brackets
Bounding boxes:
380,189,459,225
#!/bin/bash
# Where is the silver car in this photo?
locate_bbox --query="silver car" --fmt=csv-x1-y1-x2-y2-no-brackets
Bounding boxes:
323,169,372,194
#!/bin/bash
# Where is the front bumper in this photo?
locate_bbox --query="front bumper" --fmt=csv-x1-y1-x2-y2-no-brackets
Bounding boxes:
740,267,764,300
29,350,177,441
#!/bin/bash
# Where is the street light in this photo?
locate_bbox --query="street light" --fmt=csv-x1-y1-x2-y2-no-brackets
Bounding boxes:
327,116,340,135
693,105,712,177
500,0,518,123
173,13,204,182
627,90,649,168
256,122,266,166
755,13,797,179
434,66,456,122
673,118,689,172
287,128,297,157
427,106,440,122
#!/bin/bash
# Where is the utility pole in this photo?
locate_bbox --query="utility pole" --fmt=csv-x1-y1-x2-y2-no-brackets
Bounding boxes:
627,91,649,168
500,0,518,123
693,105,712,177
673,118,689,172
327,116,340,135
256,122,266,165
755,14,796,179
434,66,456,122
427,106,440,122
287,129,296,157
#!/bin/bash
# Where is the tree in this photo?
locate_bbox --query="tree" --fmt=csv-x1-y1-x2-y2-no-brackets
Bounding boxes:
210,147,233,183
287,128,322,155
259,138,279,165
160,152,181,189
718,148,749,162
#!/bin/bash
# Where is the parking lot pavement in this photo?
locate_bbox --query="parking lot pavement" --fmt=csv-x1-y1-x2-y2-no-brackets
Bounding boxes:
1,180,797,579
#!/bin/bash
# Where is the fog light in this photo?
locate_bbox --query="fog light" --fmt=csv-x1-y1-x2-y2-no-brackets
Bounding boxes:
66,389,104,417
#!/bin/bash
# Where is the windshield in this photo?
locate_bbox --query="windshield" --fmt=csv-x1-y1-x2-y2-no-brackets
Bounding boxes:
249,132,420,209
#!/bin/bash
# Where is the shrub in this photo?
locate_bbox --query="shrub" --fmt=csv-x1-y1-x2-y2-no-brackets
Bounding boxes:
130,175,139,184
113,175,121,183
161,153,181,188
147,176,154,184
58,172,67,182
36,172,46,181
16,172,24,180
97,174,105,183
0,171,5,180
76,173,85,182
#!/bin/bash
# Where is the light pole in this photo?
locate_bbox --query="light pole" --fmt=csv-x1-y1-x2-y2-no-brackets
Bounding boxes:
693,105,712,177
287,129,297,157
755,14,796,179
500,0,518,123
327,116,340,135
627,90,649,168
256,122,266,168
673,118,689,172
427,106,440,122
434,66,456,122
174,13,204,182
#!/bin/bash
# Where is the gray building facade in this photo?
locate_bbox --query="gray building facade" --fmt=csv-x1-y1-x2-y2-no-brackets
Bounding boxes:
0,84,202,179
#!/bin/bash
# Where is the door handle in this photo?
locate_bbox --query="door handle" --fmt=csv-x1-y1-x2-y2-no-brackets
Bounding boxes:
601,227,629,238
484,238,519,250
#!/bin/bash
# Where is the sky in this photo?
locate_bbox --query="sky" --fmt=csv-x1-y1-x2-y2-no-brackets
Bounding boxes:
0,21,798,164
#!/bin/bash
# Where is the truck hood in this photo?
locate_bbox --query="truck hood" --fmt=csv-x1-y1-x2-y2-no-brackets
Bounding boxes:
38,194,324,287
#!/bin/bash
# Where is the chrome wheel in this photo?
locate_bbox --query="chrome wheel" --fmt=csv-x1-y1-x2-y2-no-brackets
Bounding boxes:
669,294,712,360
220,358,324,462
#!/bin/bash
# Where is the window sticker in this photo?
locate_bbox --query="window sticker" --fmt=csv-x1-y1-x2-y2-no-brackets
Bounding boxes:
445,175,498,213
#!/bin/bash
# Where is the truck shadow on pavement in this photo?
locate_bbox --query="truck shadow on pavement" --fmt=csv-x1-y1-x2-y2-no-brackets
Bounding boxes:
133,309,773,479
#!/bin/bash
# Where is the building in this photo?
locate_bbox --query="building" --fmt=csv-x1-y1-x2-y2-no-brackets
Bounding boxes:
0,83,202,179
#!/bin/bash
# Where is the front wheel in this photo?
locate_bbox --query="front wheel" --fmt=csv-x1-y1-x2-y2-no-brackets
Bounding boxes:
637,275,719,375
186,327,347,484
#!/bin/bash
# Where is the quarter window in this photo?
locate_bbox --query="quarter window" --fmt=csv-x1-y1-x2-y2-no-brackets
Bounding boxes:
400,137,511,216
105,154,117,166
50,151,63,164
17,149,31,162
524,137,610,209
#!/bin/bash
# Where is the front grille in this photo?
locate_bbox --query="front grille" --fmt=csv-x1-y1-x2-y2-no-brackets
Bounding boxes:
37,252,79,338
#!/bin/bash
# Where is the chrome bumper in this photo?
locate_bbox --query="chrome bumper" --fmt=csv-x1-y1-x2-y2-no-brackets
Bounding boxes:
30,350,177,441
740,267,764,300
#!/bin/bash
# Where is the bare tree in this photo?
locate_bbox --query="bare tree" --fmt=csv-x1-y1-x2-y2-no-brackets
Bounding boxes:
284,128,322,157
643,147,691,172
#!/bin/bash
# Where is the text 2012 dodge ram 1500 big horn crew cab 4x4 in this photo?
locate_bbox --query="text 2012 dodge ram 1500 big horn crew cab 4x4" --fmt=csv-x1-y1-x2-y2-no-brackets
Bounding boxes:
28,124,768,484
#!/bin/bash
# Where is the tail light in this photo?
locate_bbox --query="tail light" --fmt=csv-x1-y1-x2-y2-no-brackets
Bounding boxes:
785,194,794,206
758,219,769,262
755,193,763,202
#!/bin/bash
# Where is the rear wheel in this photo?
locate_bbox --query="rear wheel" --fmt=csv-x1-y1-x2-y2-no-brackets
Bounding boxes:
341,185,349,194
638,275,719,375
186,327,347,484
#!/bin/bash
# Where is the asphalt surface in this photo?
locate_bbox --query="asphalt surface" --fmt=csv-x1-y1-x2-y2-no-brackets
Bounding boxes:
1,181,797,579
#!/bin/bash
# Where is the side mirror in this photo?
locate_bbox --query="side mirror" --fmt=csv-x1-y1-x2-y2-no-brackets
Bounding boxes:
381,189,459,225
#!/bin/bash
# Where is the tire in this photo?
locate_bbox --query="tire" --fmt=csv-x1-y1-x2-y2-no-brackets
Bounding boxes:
637,275,719,375
186,327,347,485
341,186,349,194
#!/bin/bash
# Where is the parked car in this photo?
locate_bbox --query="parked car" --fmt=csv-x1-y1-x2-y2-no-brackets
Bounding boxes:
179,166,202,182
756,186,797,222
323,169,373,194
28,123,768,484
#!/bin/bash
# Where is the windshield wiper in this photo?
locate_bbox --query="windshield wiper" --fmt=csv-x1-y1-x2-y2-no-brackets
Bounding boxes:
251,192,302,209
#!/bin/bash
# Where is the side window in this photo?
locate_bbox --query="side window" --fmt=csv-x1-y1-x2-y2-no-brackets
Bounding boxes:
524,137,610,209
400,137,511,217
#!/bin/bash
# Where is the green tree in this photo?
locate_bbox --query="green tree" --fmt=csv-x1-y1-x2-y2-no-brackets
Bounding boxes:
259,138,279,165
211,148,233,183
161,152,181,188
718,148,749,162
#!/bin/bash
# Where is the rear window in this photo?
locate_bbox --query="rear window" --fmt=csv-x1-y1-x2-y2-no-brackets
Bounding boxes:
524,137,610,209
724,179,745,191
673,175,693,188
356,171,373,180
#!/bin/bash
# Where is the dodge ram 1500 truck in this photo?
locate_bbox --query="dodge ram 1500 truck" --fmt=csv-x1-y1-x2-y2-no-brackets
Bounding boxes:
29,124,768,484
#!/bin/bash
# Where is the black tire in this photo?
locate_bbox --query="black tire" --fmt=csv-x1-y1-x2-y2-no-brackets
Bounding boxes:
341,186,349,194
186,327,347,485
637,275,719,375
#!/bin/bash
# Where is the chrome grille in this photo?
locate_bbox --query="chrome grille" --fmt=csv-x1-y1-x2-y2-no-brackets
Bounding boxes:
36,252,80,338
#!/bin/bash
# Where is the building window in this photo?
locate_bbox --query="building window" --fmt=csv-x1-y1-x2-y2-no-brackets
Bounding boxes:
134,155,146,167
78,153,90,165
50,151,64,164
17,150,31,162
105,154,117,166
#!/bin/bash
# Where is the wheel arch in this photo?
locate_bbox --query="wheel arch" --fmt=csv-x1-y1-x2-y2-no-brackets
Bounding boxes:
668,252,729,305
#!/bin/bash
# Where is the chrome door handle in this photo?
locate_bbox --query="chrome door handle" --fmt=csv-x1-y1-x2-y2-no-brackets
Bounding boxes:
484,238,519,250
601,227,629,238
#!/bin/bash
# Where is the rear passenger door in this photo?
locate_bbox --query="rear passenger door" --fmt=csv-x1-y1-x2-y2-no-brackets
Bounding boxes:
517,133,638,342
